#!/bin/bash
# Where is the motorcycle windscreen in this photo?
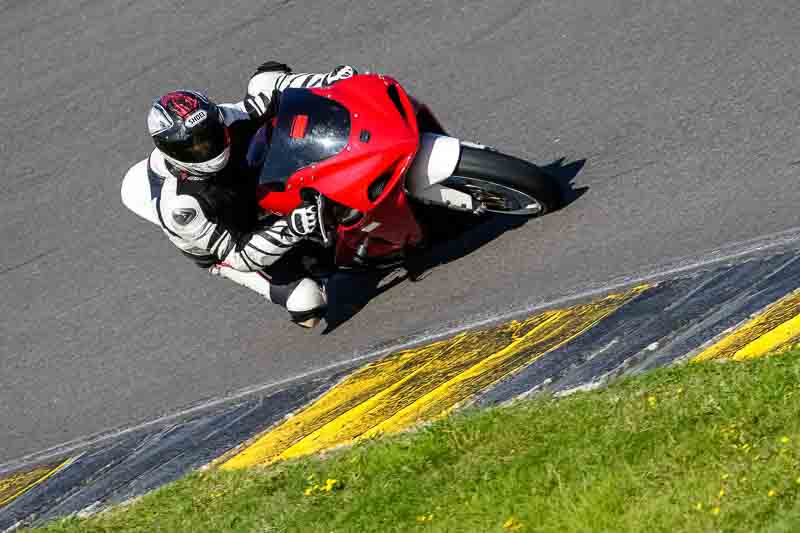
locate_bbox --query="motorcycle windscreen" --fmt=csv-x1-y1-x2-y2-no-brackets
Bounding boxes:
258,89,351,189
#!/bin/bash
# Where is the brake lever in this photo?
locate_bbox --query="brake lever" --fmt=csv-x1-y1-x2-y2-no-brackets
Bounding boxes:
315,193,334,248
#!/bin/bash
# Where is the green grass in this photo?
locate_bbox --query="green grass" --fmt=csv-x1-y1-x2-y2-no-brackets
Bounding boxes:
34,351,800,533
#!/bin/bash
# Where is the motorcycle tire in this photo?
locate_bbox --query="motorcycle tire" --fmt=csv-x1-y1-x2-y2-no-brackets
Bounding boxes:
447,145,563,216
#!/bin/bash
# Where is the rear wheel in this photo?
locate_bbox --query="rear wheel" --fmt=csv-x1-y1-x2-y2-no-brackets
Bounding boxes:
446,145,563,216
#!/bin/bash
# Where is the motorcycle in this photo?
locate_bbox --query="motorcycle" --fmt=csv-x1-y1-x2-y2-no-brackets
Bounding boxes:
121,73,562,276
246,73,563,271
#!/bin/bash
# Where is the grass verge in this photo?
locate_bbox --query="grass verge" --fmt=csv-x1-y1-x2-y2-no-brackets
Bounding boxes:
33,351,800,532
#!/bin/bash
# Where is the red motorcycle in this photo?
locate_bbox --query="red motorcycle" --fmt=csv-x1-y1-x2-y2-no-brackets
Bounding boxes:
246,74,562,270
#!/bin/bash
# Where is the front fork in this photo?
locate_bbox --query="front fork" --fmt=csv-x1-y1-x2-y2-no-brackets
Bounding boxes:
300,190,411,271
405,133,478,213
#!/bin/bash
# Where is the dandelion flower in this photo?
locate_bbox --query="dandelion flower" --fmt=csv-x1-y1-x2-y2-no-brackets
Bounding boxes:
503,517,523,530
647,395,657,407
711,507,721,516
695,502,703,511
781,436,790,444
304,487,314,496
323,478,340,492
768,489,777,498
718,489,726,498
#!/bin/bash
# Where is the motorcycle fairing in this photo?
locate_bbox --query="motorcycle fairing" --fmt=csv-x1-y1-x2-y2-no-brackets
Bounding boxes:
256,74,427,263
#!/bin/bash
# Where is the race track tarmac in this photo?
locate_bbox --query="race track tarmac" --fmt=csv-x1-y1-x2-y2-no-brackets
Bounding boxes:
2,0,800,463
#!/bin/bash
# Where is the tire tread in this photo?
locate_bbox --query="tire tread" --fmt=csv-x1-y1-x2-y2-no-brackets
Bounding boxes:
453,146,563,213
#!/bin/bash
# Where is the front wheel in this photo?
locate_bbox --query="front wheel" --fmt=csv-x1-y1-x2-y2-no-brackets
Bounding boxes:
445,145,563,216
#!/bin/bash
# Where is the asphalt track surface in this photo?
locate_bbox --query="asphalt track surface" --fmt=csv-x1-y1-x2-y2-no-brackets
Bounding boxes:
3,0,800,464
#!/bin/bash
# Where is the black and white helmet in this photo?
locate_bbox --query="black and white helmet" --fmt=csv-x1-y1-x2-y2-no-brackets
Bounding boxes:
147,90,231,177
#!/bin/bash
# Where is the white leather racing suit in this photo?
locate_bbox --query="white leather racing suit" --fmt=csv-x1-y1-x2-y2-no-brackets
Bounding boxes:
129,63,356,324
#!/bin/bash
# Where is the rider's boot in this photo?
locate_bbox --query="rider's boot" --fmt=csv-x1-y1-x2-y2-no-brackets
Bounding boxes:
272,277,328,328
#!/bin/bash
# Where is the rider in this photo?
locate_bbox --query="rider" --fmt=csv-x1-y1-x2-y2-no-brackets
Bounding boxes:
128,62,357,328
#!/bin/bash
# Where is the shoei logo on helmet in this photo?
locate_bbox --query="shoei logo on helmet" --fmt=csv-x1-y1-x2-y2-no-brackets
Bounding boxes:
185,110,208,128
160,92,199,119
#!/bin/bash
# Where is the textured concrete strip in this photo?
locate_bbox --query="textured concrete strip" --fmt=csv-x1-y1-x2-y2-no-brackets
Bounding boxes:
693,289,800,362
479,252,800,404
0,458,70,508
0,372,346,531
221,286,647,469
360,289,646,438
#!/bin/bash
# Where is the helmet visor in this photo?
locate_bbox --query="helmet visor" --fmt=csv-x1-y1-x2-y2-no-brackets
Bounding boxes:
155,107,229,164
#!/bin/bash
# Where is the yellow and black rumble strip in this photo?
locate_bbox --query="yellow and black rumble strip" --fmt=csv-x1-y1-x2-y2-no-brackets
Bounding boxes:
4,250,800,528
0,459,71,509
